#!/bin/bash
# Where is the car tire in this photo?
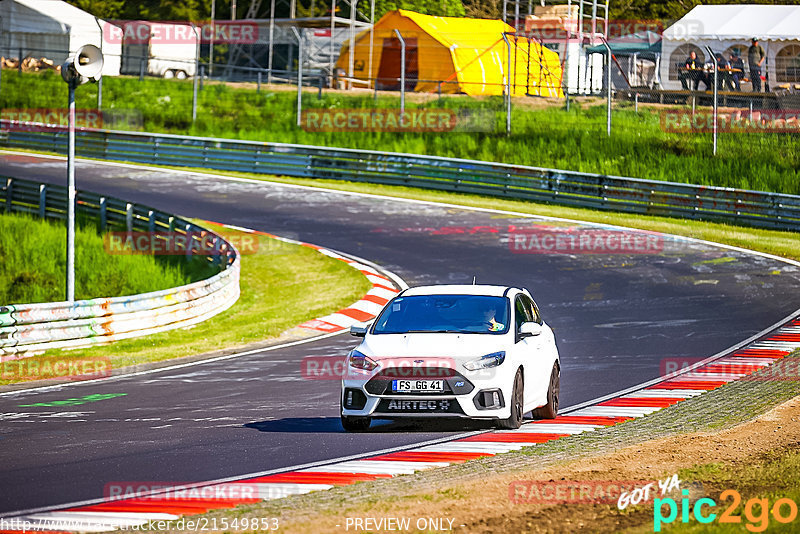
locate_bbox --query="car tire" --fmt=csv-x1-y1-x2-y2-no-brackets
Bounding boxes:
496,370,524,429
341,415,371,432
163,70,175,79
532,363,559,420
175,70,188,80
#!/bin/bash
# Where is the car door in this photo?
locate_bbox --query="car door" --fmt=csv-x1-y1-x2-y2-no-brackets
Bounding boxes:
517,294,551,407
513,294,538,407
526,296,557,369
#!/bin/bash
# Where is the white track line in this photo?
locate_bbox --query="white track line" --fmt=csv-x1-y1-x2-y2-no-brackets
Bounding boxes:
301,460,449,475
498,423,602,434
569,406,663,417
620,389,703,398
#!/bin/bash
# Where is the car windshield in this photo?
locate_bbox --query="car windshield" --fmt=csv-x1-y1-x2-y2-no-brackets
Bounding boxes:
372,295,510,335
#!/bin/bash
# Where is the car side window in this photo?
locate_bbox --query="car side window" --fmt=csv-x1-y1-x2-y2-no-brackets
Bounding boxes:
521,295,542,325
515,296,533,332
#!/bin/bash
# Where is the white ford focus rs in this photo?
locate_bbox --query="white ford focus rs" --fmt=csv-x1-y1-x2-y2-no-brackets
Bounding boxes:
340,284,560,432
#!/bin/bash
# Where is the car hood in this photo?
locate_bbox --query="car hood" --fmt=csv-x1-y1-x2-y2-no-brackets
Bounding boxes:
359,332,510,361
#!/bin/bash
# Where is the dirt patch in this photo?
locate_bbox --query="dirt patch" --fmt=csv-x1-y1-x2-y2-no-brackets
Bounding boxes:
276,395,800,533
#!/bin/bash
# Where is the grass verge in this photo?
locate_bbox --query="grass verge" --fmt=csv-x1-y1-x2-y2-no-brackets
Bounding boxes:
1,70,798,194
0,224,372,387
0,211,197,303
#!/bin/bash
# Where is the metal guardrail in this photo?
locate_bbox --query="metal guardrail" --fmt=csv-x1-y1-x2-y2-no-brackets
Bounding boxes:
0,176,240,357
1,121,799,231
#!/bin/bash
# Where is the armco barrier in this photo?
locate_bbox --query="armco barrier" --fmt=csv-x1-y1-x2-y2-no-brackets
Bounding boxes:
0,176,239,359
1,121,799,231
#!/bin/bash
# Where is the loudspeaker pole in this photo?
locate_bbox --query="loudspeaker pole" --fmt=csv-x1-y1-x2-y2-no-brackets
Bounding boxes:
61,44,104,302
67,77,77,302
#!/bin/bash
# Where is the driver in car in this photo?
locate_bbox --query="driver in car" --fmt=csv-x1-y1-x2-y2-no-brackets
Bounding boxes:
483,305,504,332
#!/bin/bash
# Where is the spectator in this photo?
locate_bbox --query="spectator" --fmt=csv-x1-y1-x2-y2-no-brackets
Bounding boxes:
748,37,766,92
715,53,731,90
682,50,703,90
698,57,715,91
729,52,744,91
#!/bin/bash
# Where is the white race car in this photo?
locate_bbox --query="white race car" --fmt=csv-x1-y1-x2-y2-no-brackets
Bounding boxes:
340,285,560,431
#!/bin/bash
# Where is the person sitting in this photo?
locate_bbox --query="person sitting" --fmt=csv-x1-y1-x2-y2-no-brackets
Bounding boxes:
715,53,731,90
682,50,703,90
729,53,744,91
695,58,716,91
483,305,504,332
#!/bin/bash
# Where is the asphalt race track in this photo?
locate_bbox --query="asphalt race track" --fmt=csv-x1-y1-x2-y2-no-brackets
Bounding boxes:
1,152,799,514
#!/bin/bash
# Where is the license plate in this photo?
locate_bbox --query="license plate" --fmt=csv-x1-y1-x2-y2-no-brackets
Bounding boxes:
392,379,444,392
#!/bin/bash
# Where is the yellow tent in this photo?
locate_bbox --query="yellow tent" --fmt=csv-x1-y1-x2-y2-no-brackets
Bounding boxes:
336,9,563,97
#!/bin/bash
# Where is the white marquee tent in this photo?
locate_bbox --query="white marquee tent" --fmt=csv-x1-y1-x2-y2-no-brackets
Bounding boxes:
660,4,800,90
0,0,121,76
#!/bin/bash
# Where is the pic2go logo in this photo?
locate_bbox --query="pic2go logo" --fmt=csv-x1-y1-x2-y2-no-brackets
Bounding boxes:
654,489,799,532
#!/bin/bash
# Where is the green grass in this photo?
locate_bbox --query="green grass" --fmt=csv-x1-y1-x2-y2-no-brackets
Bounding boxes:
0,211,198,304
0,225,372,385
2,70,799,194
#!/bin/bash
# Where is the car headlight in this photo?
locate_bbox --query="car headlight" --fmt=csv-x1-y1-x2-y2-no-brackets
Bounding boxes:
348,350,378,372
463,351,506,371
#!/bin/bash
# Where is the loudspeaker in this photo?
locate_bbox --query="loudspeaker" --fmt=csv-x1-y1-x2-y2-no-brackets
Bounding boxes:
61,44,104,85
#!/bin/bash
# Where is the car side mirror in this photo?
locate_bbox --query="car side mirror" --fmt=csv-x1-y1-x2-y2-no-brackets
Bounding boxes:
519,322,543,337
349,324,368,337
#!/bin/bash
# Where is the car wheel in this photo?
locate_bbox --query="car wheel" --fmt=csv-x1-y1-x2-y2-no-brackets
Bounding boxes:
532,363,559,419
163,70,175,79
175,70,188,80
341,414,371,432
496,370,524,429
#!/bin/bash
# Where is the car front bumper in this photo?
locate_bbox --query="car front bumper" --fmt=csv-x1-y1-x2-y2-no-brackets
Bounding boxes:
341,368,515,419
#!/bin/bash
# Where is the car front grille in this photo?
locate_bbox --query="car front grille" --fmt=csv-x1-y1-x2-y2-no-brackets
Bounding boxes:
365,368,475,396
